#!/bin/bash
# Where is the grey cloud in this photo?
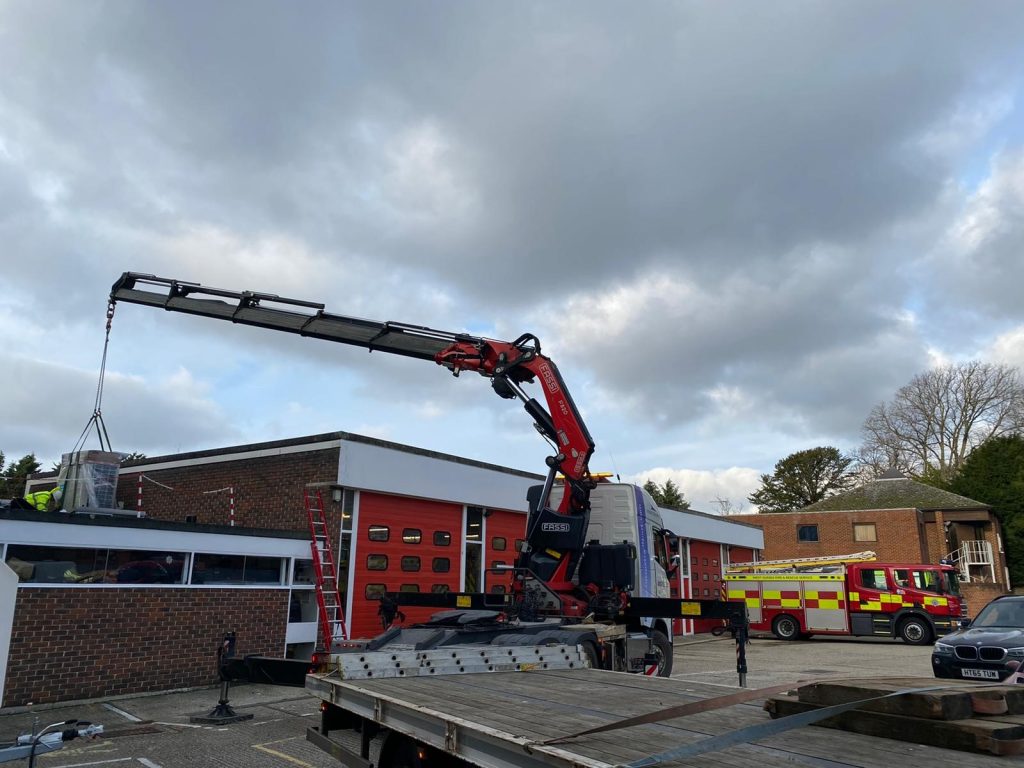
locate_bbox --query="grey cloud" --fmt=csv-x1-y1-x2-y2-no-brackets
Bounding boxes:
0,355,239,465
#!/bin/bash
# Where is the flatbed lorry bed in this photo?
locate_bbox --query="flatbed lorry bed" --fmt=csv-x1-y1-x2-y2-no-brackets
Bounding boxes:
305,667,1013,767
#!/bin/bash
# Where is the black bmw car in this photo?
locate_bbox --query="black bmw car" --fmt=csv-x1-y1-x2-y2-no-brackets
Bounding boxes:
932,595,1024,682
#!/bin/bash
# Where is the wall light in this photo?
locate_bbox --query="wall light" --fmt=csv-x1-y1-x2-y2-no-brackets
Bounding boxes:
331,488,343,503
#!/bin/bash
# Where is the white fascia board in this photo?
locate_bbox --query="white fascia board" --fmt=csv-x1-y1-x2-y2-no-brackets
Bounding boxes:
660,508,764,550
2,519,310,558
338,440,534,512
123,439,343,473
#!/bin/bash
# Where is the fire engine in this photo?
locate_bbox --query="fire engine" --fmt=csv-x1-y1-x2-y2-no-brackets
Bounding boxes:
725,551,965,645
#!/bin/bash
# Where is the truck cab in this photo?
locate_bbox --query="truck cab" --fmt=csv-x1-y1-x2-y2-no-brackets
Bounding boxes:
846,562,964,643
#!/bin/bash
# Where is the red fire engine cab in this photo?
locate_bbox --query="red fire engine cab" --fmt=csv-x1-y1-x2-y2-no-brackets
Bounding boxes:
725,552,965,645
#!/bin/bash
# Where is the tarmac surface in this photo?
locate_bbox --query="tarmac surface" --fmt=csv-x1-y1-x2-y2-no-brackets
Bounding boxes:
0,634,937,767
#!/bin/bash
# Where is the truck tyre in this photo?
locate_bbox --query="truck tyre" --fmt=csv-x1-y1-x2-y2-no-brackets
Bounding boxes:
581,640,601,670
772,615,800,641
650,629,673,677
898,616,932,646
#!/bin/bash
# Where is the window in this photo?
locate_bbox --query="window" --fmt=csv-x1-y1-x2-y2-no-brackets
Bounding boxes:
702,573,709,581
712,559,718,566
860,569,888,590
797,525,819,543
193,554,282,584
292,559,315,585
466,507,483,542
431,584,450,593
432,557,451,573
703,588,710,596
434,531,451,546
702,558,708,566
713,574,719,581
912,569,942,593
492,537,507,551
6,545,189,585
365,583,386,599
401,555,421,572
399,584,420,592
366,554,388,571
368,525,390,542
402,529,422,544
853,523,877,542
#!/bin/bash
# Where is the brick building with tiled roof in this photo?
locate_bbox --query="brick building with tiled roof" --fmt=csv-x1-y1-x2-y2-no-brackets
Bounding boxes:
732,470,1009,617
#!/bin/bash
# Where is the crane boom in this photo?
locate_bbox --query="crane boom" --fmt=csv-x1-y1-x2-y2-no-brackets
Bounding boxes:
109,271,595,517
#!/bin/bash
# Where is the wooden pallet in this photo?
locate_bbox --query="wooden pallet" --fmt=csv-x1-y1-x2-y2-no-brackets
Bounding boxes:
766,677,1024,756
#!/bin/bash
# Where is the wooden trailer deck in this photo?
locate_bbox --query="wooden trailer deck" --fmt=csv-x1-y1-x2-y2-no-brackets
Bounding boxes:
307,667,1019,767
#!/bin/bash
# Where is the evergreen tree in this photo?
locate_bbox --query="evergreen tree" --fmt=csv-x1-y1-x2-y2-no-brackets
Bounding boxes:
748,446,855,513
642,478,690,510
948,435,1024,585
3,453,42,498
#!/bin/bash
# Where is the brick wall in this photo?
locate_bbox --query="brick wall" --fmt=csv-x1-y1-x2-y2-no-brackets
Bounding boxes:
961,583,1005,619
118,447,341,531
4,588,288,707
730,509,927,562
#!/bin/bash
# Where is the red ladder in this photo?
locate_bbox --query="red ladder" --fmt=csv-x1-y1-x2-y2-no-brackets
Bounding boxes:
304,489,348,653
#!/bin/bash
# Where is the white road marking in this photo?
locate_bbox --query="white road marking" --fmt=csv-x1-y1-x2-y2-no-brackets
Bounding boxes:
136,758,163,768
153,721,204,728
53,758,134,767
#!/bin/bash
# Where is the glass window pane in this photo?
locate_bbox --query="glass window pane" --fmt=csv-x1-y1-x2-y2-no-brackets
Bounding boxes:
854,523,877,542
293,559,315,585
401,556,421,572
466,507,483,542
108,550,187,584
403,529,422,544
193,554,245,584
399,584,420,592
6,545,108,583
243,556,282,585
368,525,390,542
797,525,819,542
431,584,450,593
365,583,386,599
367,554,388,571
492,537,507,551
432,557,451,573
434,531,451,546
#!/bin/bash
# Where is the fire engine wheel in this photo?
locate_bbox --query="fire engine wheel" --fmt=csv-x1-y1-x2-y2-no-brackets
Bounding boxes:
898,616,933,646
771,615,801,641
650,629,674,677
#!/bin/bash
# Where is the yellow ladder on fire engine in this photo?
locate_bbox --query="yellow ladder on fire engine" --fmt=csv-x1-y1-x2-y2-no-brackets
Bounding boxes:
304,488,348,653
726,551,877,573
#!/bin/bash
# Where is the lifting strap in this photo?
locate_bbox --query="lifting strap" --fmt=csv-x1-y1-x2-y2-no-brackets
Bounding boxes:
71,300,116,454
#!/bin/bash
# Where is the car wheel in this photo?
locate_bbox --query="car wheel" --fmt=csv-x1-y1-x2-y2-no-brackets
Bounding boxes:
898,616,932,646
772,615,800,641
581,639,601,670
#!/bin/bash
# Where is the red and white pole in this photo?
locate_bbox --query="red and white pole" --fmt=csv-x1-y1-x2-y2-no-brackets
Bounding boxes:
229,486,235,527
137,475,144,518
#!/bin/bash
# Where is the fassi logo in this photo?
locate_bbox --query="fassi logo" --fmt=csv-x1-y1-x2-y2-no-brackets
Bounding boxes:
541,522,571,532
539,363,560,394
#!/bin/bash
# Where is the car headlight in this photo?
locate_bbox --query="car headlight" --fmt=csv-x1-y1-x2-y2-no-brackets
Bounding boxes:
933,643,954,656
1006,647,1024,659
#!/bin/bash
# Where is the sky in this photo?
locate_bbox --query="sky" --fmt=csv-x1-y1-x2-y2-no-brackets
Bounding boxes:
3,2,1024,514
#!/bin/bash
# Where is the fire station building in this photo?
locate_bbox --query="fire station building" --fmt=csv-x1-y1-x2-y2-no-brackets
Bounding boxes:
2,431,760,707
732,469,1009,616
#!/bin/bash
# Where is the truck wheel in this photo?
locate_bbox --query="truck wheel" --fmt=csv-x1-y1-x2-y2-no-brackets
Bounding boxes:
772,615,800,641
581,640,601,670
650,630,673,677
898,616,932,646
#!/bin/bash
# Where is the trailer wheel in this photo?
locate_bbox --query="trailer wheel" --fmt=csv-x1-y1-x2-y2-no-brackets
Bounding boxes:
898,616,932,646
650,629,673,677
771,615,800,641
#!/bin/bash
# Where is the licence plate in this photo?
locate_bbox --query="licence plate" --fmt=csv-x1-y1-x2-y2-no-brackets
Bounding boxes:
961,668,1001,680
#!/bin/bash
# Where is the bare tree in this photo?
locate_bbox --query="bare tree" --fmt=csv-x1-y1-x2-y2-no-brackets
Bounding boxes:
860,361,1024,481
